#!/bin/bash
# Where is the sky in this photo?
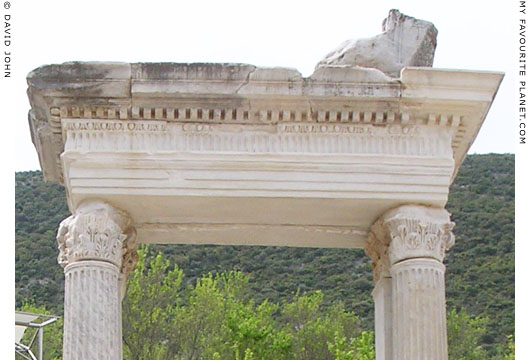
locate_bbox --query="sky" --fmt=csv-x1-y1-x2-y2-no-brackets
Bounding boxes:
5,0,516,171
2,1,526,358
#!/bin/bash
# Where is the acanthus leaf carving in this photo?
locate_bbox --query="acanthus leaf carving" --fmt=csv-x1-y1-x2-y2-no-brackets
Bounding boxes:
119,226,138,299
366,205,455,281
384,207,455,265
365,228,391,283
56,201,137,271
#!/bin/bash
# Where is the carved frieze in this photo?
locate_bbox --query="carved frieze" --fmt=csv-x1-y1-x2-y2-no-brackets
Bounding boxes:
61,119,454,158
63,120,167,132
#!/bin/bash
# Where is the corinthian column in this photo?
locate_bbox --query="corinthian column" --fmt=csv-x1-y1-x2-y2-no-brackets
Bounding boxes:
366,205,455,360
57,201,138,360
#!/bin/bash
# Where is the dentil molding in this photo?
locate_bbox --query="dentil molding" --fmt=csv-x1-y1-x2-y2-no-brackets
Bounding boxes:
26,63,503,184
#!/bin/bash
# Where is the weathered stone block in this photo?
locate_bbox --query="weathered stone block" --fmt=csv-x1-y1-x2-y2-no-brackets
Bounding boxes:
316,9,438,77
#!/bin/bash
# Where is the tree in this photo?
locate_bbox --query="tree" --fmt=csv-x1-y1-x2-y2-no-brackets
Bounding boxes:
15,154,517,358
328,331,375,360
122,248,370,360
122,246,184,360
504,335,515,360
447,307,488,360
281,290,364,360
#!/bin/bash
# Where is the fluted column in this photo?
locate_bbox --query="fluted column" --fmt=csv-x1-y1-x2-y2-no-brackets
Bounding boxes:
366,230,393,360
366,205,455,360
57,201,138,360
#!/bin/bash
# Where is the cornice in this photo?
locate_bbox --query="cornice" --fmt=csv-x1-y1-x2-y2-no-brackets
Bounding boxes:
26,63,503,184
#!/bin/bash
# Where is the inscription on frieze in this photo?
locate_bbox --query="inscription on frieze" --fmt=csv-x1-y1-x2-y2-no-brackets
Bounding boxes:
62,118,451,157
279,124,375,134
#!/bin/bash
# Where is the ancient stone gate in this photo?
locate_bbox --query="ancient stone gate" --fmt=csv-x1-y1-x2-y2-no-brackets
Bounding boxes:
26,12,503,360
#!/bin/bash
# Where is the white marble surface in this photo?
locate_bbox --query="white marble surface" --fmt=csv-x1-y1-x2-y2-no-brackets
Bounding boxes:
317,10,438,77
368,205,454,360
25,56,502,360
57,201,136,360
25,63,502,248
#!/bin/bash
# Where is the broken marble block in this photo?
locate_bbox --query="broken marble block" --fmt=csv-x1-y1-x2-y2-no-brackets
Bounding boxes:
316,9,438,78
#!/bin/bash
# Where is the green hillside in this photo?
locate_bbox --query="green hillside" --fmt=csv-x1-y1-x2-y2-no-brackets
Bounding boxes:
15,154,514,355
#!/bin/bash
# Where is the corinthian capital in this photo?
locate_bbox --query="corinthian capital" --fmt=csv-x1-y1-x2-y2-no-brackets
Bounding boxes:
385,205,454,265
367,205,455,275
365,231,391,283
57,200,137,273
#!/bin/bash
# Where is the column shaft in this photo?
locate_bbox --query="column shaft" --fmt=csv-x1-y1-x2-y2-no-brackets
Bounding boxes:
391,259,448,360
373,276,393,360
63,261,122,360
57,201,137,360
366,205,455,360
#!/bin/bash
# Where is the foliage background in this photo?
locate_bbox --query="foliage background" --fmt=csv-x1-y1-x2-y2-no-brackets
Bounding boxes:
15,154,515,358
